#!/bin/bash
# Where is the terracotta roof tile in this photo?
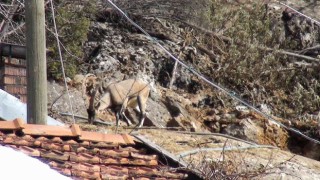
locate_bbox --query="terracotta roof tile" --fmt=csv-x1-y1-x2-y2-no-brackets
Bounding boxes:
131,152,158,160
70,124,81,136
80,131,134,145
40,150,70,161
70,163,101,172
100,158,119,165
98,149,130,158
120,146,146,153
0,118,24,130
130,159,158,166
0,119,191,179
3,137,34,146
70,153,101,164
89,141,119,148
19,146,41,157
52,137,63,143
22,124,76,136
65,139,79,145
121,134,135,144
35,136,49,141
71,170,101,179
75,146,88,153
33,140,42,147
21,134,35,141
100,165,129,175
129,167,188,179
100,173,128,180
49,161,70,169
52,167,72,176
41,142,71,151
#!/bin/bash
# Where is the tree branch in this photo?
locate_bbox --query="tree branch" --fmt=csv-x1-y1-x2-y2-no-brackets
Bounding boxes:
178,145,277,158
260,46,320,62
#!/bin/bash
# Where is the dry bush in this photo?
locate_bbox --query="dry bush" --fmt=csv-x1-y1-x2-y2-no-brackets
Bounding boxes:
188,0,320,121
183,141,296,180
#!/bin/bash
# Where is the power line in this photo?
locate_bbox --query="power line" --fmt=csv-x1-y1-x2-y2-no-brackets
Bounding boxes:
278,1,320,26
49,0,75,123
105,0,320,144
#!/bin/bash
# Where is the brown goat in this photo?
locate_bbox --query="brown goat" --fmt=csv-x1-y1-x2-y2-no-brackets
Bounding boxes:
84,75,150,130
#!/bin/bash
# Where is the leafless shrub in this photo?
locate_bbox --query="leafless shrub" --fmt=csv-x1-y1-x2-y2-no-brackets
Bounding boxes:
184,140,297,180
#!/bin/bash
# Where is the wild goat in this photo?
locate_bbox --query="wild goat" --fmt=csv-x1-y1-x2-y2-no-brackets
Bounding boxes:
83,75,150,130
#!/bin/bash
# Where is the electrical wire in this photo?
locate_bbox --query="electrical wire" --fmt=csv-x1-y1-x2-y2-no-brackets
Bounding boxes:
49,0,75,123
106,0,320,144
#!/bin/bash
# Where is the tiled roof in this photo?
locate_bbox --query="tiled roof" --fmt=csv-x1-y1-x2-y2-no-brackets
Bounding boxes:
0,119,188,179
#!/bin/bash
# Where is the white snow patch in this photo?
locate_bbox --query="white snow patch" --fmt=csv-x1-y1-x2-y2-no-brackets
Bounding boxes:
0,145,70,180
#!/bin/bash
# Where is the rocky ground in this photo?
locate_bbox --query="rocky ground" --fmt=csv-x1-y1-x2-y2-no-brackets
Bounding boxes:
45,0,320,179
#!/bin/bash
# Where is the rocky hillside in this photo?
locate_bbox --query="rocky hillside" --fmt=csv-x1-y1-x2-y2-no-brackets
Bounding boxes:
2,0,320,178
45,0,320,157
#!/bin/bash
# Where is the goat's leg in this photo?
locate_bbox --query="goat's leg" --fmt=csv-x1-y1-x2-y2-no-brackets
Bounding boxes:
119,98,133,126
137,95,146,127
87,108,95,124
87,90,97,124
122,111,133,126
115,111,120,134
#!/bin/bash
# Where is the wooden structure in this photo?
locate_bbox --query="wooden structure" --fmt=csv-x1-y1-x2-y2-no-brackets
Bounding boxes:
25,0,48,124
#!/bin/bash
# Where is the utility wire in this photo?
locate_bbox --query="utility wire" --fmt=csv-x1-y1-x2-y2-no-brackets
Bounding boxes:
106,0,320,144
50,0,75,123
278,1,320,26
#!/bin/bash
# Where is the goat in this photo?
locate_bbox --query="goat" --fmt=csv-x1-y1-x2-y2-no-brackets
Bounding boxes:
83,74,100,124
84,75,150,131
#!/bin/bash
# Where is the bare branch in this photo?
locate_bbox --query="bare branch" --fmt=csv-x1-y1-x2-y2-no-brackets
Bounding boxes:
178,145,277,158
260,46,320,62
297,44,320,54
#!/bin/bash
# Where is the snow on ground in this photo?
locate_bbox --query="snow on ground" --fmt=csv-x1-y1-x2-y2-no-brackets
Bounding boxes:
0,145,70,180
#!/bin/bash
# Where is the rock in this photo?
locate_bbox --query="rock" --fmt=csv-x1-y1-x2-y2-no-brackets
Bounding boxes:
47,81,87,118
72,74,85,88
204,120,221,133
145,99,171,127
222,113,236,120
235,105,250,114
73,74,85,84
164,96,200,131
222,118,288,148
257,104,272,115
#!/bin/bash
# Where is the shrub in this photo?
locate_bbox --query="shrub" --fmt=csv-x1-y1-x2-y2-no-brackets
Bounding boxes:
194,0,320,119
47,0,97,80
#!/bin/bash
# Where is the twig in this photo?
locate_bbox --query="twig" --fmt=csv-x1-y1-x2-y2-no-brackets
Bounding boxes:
0,0,19,41
297,44,320,54
59,112,87,120
50,90,66,112
173,18,232,43
59,112,114,125
261,68,296,75
219,139,228,174
175,131,257,145
196,44,218,60
221,139,228,162
125,126,183,130
178,145,277,158
260,46,320,62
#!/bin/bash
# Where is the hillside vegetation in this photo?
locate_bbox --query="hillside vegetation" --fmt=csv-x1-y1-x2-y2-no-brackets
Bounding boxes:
2,0,320,178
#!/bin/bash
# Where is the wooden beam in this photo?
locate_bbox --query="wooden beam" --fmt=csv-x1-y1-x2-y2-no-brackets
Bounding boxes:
0,43,26,59
25,0,47,124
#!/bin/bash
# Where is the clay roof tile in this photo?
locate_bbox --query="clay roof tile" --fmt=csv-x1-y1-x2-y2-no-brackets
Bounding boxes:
0,119,191,179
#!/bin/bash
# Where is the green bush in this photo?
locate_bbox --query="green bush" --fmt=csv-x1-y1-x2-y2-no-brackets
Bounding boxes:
47,0,97,80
